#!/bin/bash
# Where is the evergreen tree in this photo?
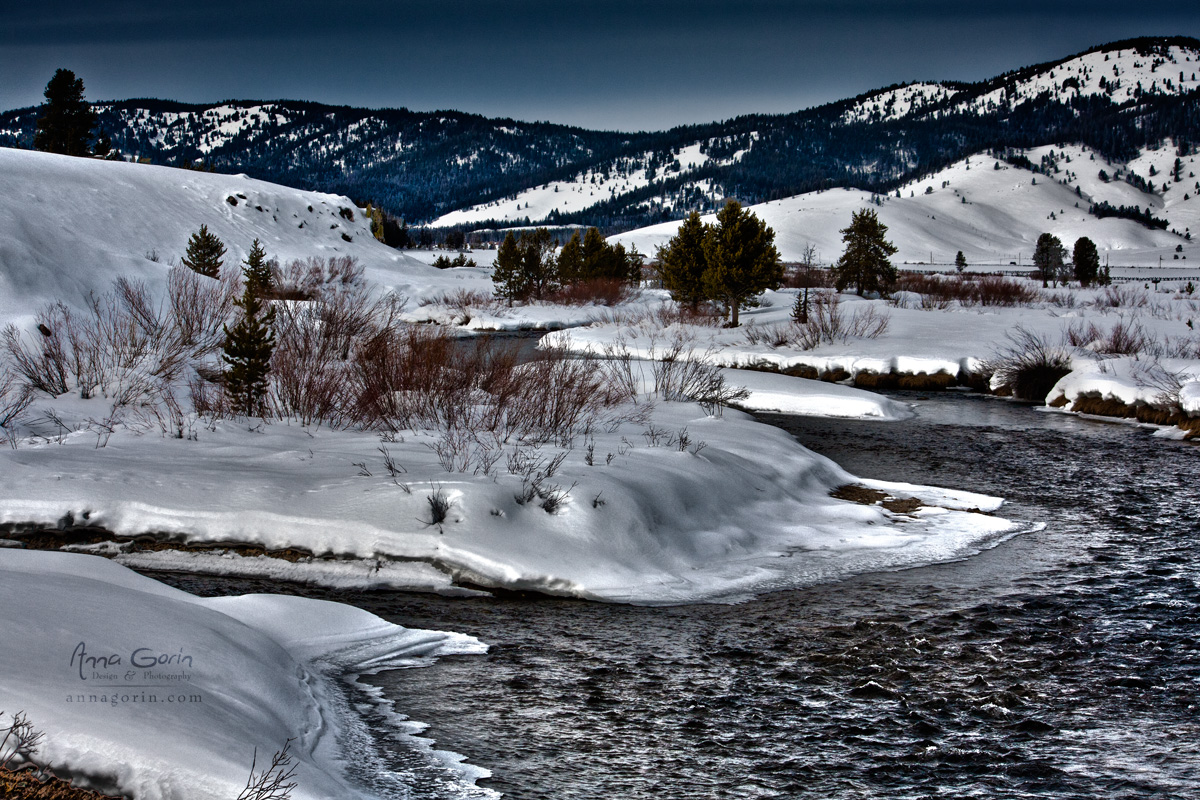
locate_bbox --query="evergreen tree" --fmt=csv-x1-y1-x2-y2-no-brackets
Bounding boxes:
831,208,898,296
181,225,227,279
580,227,609,281
34,69,100,157
222,282,276,417
557,231,584,285
1072,236,1100,286
242,239,274,298
656,211,710,307
492,232,525,304
955,251,968,272
519,227,559,300
701,201,783,327
1032,232,1066,287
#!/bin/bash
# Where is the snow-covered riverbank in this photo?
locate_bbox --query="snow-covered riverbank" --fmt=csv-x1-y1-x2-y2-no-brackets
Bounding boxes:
0,549,490,800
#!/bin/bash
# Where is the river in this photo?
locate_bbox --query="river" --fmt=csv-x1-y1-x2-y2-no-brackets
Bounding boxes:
155,392,1200,799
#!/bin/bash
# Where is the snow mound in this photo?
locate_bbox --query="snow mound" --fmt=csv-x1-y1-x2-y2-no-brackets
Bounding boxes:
0,549,489,800
721,368,913,420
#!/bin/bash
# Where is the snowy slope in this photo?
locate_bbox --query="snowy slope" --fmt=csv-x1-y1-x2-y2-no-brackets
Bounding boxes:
968,44,1200,111
612,145,1197,268
430,141,743,228
0,148,486,326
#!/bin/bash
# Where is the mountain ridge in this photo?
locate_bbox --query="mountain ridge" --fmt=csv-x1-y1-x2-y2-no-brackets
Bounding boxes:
3,35,1198,232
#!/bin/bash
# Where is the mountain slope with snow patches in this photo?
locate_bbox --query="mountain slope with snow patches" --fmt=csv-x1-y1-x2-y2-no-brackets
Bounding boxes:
612,144,1198,268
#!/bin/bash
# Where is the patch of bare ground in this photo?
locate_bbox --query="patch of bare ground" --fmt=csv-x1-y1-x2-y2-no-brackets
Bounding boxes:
1067,395,1200,438
830,485,924,514
0,770,126,800
2,526,314,562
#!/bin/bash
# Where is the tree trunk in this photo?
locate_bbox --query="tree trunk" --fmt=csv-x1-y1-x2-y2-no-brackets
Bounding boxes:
730,301,739,327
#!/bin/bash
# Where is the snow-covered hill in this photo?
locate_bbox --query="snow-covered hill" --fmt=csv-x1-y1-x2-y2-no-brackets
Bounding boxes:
840,42,1200,126
0,147,483,325
612,144,1199,269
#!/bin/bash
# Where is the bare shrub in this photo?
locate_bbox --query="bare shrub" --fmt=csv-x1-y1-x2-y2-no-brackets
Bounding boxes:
0,365,34,433
742,322,794,348
350,327,632,452
270,288,403,428
649,334,748,415
1095,284,1148,310
783,265,833,289
894,272,973,309
0,711,45,774
2,307,72,395
551,278,634,307
985,327,1072,401
846,304,890,339
271,256,364,300
167,265,239,355
236,739,298,800
973,275,1042,307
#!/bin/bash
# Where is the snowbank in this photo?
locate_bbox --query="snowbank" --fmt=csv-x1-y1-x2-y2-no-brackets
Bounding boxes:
0,393,1018,605
1045,357,1200,410
0,549,489,800
720,368,912,419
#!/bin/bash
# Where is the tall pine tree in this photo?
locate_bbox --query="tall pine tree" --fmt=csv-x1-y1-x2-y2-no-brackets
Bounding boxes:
34,69,101,157
701,201,783,327
492,232,526,305
831,208,898,296
1033,233,1066,287
1072,236,1100,287
181,225,227,279
556,231,584,285
242,239,274,298
222,250,277,416
656,211,710,307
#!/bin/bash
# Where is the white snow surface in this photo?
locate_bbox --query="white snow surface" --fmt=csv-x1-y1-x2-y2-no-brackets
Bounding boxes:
720,368,913,420
0,147,491,327
0,548,489,800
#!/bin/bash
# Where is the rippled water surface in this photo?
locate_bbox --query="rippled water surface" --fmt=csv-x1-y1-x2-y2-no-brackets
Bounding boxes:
161,394,1200,799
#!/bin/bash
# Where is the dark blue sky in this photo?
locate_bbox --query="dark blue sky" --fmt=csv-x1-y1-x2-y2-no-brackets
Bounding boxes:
3,1,1199,131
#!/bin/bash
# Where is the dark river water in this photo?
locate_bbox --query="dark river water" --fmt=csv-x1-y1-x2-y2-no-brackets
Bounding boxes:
155,393,1200,800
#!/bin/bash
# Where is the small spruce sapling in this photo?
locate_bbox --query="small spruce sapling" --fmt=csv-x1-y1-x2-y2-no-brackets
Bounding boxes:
181,225,227,279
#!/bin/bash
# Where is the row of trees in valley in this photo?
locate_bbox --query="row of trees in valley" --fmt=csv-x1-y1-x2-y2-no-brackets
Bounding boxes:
656,204,902,325
1032,233,1109,287
656,202,783,326
492,227,642,303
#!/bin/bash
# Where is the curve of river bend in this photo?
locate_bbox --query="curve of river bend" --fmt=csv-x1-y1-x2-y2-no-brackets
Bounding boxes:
157,392,1200,800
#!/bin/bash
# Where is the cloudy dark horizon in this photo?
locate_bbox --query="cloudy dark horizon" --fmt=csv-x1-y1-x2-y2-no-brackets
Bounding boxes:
3,1,1200,132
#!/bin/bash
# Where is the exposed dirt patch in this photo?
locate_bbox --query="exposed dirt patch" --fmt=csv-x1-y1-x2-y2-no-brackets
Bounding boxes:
4,526,315,562
1068,395,1198,437
0,769,126,800
830,485,924,514
853,371,958,391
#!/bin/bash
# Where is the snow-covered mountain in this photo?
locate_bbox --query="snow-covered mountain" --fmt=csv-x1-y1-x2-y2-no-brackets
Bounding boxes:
2,37,1197,232
0,147,480,326
611,142,1200,269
